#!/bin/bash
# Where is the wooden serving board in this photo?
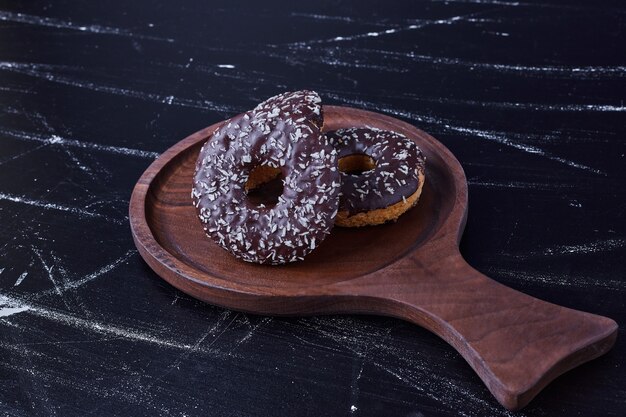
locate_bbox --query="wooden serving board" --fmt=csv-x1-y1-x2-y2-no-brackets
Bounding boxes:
129,106,617,411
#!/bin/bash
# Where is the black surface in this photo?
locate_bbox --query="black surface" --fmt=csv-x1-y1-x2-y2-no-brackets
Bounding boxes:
0,1,624,416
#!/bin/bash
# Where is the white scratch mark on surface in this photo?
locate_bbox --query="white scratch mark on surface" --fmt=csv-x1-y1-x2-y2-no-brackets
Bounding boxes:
58,147,98,179
429,0,626,12
315,56,409,73
462,60,626,78
205,312,239,351
0,128,160,159
506,238,626,259
0,61,237,113
467,179,576,190
14,271,28,287
27,250,137,301
542,238,626,256
0,293,236,354
325,93,605,175
445,125,606,175
373,361,417,386
367,49,626,78
0,143,49,167
217,64,235,69
371,360,510,417
141,312,234,391
31,248,72,310
0,10,174,42
171,293,181,305
0,294,30,317
291,12,356,22
490,267,626,291
399,91,626,113
0,306,30,317
284,13,474,47
429,0,520,5
0,85,35,94
301,316,517,417
348,357,366,415
28,109,55,132
0,191,123,223
24,110,101,179
229,317,271,354
440,97,626,112
60,250,136,292
483,30,511,36
0,349,175,413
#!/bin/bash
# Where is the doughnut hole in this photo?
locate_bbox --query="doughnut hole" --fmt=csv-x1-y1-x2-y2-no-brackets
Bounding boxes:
338,154,376,175
245,165,284,207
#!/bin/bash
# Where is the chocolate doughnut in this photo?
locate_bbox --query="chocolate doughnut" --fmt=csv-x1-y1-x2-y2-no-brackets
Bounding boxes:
325,127,426,227
192,91,340,264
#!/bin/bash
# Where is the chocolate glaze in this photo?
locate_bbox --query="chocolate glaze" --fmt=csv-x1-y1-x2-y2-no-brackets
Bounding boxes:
325,127,426,215
192,91,340,265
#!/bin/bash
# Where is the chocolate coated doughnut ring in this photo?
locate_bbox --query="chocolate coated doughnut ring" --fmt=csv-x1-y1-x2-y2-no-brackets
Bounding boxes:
193,91,340,264
326,127,425,227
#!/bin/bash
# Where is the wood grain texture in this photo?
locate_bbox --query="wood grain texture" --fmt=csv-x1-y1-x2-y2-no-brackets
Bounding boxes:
130,105,618,411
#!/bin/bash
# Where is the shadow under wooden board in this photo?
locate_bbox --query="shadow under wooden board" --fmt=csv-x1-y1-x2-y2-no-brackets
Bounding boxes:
129,105,617,411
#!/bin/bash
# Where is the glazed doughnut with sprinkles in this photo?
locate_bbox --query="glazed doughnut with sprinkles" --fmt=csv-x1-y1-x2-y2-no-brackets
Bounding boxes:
192,91,340,265
326,127,426,227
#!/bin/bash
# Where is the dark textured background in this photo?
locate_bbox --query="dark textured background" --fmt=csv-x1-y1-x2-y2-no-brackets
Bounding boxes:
1,1,624,416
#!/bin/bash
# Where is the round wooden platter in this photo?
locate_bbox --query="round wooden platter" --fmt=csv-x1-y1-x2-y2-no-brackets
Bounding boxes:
129,106,617,411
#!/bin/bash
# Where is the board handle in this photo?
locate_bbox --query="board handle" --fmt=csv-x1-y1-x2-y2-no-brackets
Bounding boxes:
362,253,618,410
